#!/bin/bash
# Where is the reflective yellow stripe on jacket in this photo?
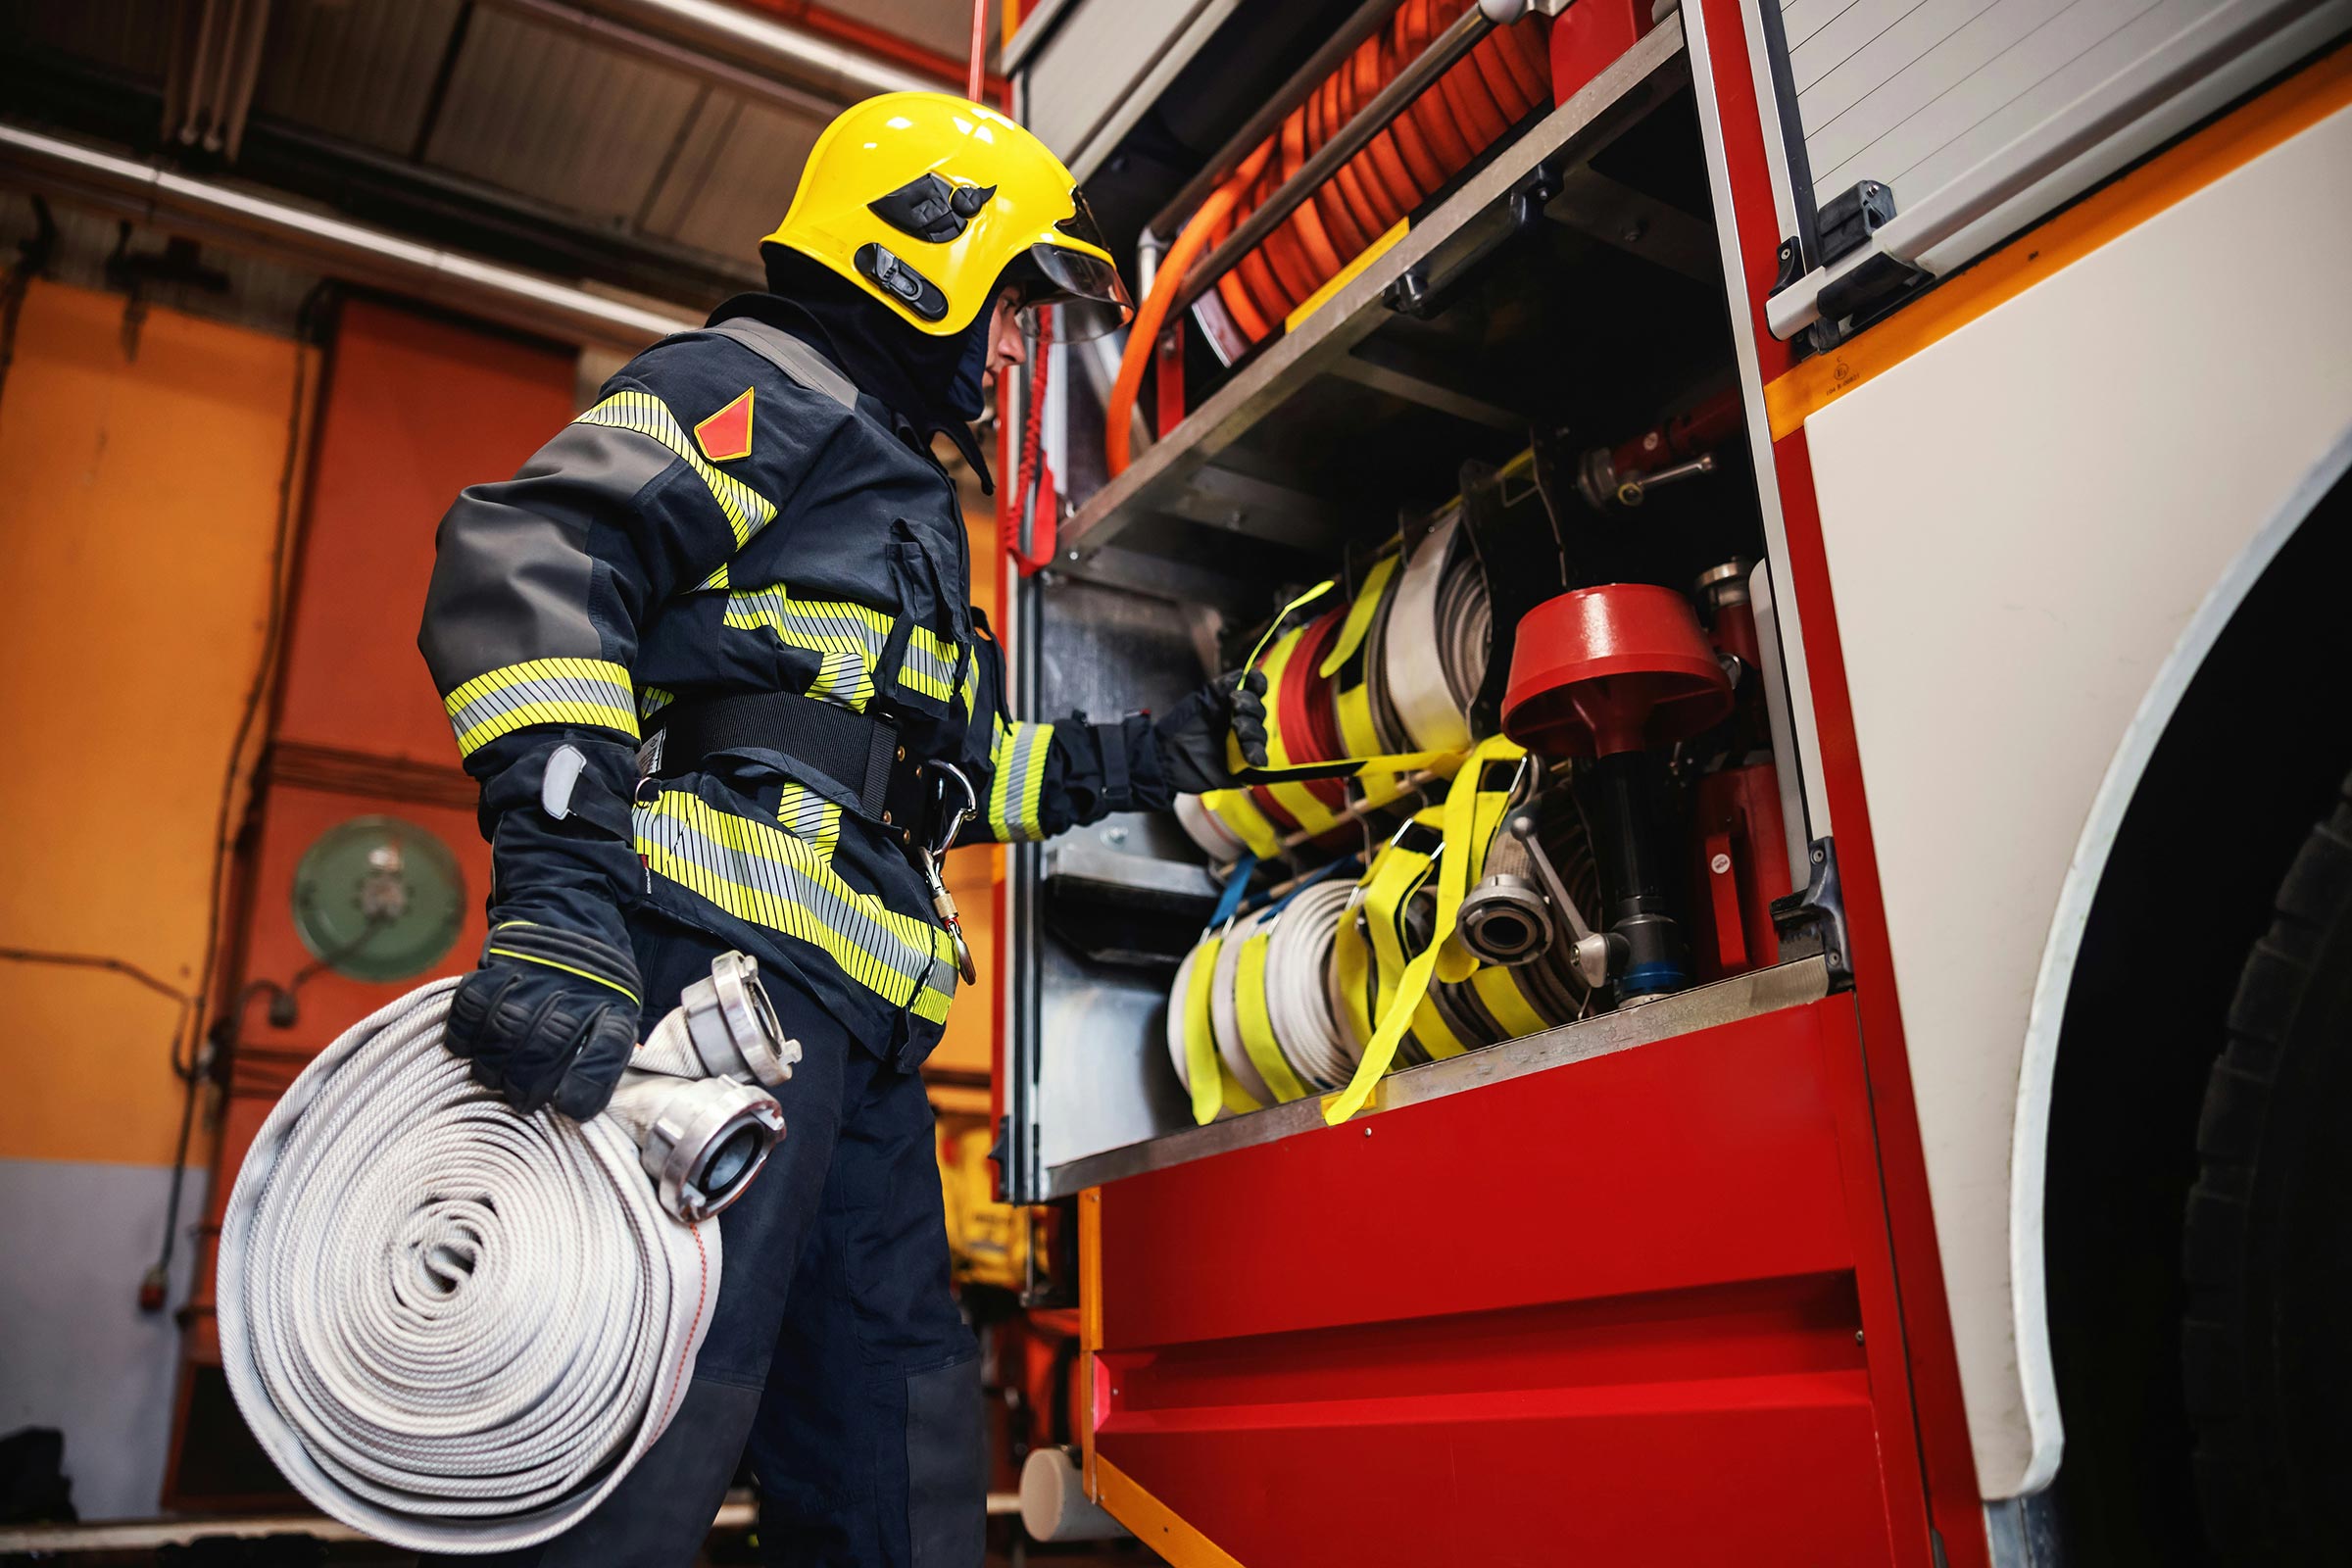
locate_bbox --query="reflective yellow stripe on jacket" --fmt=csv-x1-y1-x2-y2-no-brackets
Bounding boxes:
723,582,896,712
576,389,777,548
443,658,638,758
634,787,956,1023
987,716,1054,841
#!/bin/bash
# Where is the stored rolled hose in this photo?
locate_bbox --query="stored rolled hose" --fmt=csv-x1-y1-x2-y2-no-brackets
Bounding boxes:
218,953,797,1553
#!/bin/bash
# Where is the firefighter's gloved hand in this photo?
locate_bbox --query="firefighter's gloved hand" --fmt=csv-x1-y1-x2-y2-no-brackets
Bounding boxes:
1152,669,1270,795
444,922,641,1119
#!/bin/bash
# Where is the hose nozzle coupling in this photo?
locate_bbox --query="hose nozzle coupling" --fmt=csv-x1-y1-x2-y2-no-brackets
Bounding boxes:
637,951,801,1088
1458,873,1557,965
603,953,801,1222
605,1073,785,1223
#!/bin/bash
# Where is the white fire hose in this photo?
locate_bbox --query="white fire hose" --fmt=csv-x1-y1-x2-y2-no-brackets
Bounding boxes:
219,954,797,1554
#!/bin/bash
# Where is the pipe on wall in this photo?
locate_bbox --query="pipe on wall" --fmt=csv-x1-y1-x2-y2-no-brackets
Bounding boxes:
0,123,698,351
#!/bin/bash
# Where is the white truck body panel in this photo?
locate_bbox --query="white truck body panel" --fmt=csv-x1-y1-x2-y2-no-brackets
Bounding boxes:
1798,98,2352,1497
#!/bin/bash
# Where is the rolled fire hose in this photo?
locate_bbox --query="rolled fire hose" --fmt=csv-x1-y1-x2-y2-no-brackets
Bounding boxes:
1385,507,1490,753
1174,791,1249,864
1170,879,1359,1116
1207,909,1278,1106
1172,540,1483,865
1261,878,1359,1090
219,954,797,1553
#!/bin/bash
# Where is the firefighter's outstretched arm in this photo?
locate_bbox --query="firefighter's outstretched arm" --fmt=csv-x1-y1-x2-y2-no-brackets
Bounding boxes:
959,635,1266,844
417,342,818,1118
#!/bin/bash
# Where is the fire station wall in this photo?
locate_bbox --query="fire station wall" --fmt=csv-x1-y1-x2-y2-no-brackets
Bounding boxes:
0,279,318,1518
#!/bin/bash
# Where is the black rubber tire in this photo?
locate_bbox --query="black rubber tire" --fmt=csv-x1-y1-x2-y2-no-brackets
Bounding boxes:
2182,769,2352,1563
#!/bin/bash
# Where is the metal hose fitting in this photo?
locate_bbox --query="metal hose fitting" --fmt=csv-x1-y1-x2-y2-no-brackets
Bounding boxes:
1458,872,1557,964
613,952,801,1221
604,1073,787,1223
636,950,800,1088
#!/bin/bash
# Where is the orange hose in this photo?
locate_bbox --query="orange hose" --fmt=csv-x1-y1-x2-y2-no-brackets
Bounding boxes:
1105,0,1558,461
1105,141,1273,476
1208,207,1272,341
1495,14,1550,105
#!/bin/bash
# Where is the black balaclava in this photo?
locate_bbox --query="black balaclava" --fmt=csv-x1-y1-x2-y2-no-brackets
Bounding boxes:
723,247,1004,488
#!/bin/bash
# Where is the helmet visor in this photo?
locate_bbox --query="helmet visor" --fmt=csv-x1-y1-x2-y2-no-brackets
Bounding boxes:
1018,241,1133,342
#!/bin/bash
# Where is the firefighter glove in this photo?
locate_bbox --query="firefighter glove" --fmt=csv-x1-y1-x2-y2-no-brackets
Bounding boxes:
444,922,642,1119
1152,669,1270,795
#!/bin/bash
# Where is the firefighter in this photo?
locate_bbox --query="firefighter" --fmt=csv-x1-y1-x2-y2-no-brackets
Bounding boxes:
416,93,1266,1567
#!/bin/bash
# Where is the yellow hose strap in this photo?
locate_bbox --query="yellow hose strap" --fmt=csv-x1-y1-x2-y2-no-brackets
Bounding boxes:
1235,931,1311,1103
1462,752,1524,887
1325,733,1521,1124
1249,619,1356,838
1225,577,1461,783
1202,788,1284,861
1332,909,1374,1053
1320,555,1398,679
1435,740,1528,986
1254,621,1308,767
1411,992,1469,1059
1268,779,1346,838
1335,681,1384,760
1359,812,1442,1021
1471,964,1550,1041
1183,935,1228,1126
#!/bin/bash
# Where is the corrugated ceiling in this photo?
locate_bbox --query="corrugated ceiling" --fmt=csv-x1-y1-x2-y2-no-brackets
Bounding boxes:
425,6,709,224
3,0,988,301
254,0,466,156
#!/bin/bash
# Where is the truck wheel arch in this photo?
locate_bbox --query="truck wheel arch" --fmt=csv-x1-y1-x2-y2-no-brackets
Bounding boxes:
2023,425,2352,1546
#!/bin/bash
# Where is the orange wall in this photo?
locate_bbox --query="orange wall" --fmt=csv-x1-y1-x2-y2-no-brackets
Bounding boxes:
0,278,1004,1155
0,280,317,1167
221,301,575,1065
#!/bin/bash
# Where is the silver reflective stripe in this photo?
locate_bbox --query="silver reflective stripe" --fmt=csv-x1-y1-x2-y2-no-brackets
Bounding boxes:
697,320,861,410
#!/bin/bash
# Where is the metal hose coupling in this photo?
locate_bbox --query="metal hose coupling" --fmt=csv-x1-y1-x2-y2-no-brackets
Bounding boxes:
602,953,802,1222
1458,823,1558,965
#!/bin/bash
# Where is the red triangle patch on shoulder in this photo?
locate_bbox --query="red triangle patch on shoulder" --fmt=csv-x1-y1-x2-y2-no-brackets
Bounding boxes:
694,387,755,463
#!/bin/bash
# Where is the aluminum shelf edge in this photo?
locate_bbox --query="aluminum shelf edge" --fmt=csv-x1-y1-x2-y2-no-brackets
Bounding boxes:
1055,15,1690,589
1043,953,1832,1196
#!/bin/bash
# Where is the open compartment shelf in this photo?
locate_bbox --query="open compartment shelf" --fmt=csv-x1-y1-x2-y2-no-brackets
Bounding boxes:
1055,19,1701,612
1003,14,1809,1203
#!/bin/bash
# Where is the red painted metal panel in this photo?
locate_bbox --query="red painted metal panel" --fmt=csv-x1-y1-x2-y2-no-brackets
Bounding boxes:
272,299,575,765
1092,997,1923,1564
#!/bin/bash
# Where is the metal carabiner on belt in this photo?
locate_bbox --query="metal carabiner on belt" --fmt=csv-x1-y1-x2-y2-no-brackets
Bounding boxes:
912,760,980,985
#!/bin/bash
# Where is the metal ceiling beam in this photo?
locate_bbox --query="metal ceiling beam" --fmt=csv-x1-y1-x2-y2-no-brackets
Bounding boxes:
476,0,846,121
538,0,940,102
737,0,1001,95
0,122,699,351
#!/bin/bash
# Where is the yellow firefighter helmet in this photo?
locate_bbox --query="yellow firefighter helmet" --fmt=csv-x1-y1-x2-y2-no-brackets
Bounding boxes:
763,92,1133,339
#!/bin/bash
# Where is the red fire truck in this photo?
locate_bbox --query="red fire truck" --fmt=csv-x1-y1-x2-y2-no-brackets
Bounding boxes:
988,2,2352,1564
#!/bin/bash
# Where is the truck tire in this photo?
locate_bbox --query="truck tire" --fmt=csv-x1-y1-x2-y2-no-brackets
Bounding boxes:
2182,769,2352,1563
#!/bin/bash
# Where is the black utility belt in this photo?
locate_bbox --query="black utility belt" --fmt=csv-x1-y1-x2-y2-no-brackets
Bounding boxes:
642,690,932,840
